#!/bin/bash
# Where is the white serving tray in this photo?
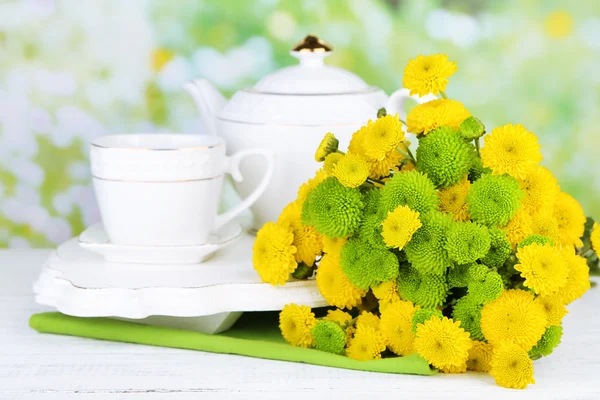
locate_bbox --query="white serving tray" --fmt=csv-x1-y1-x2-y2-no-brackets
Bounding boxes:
33,233,327,334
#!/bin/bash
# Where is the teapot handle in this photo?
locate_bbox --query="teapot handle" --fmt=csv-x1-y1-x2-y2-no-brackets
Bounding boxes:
385,89,437,124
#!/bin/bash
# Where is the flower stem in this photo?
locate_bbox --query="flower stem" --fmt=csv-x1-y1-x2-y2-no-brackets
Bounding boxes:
368,177,386,185
342,317,358,330
475,138,481,157
581,249,594,258
402,142,416,162
398,143,416,165
440,91,448,99
398,117,407,125
397,147,411,161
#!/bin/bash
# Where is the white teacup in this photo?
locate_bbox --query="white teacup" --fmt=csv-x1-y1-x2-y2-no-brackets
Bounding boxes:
90,134,274,246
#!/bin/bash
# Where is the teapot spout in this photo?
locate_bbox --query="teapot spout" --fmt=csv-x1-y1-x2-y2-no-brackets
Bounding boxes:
184,79,227,136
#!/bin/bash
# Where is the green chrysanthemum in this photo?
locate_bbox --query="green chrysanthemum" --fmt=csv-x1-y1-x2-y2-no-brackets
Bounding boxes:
452,295,484,341
445,221,491,264
518,234,553,249
312,320,346,355
411,308,444,333
362,188,382,217
468,263,489,282
416,126,476,188
301,177,364,238
481,228,512,268
379,170,440,214
447,262,476,289
529,325,563,358
340,238,399,290
466,174,524,227
357,213,387,249
404,211,453,275
397,264,448,309
468,270,504,303
468,156,491,182
459,116,485,140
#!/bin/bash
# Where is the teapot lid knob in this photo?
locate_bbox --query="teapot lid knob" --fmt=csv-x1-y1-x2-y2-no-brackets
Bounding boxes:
290,35,332,67
291,35,333,53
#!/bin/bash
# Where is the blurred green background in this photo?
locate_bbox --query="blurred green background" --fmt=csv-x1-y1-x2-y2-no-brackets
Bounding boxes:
0,0,599,247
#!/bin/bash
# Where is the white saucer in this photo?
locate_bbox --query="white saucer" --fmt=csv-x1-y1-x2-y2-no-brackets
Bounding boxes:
78,222,243,264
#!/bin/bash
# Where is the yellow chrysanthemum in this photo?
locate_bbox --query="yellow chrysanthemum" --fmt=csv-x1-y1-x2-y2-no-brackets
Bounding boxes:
345,325,356,345
467,340,494,372
402,54,458,97
366,148,404,180
439,176,470,222
322,236,347,255
348,124,368,155
332,153,370,188
518,166,560,215
555,248,591,305
535,295,568,327
502,206,533,247
406,99,471,135
356,311,380,330
316,252,366,309
490,343,535,389
323,152,343,175
348,125,406,179
480,289,547,351
381,205,422,249
323,309,353,326
553,192,586,248
372,279,401,305
278,201,323,267
380,300,419,356
297,169,328,203
480,124,542,180
279,303,317,348
440,363,467,374
278,200,299,223
402,161,417,172
314,132,339,162
515,243,568,296
592,222,600,254
530,210,561,245
360,114,405,161
253,221,297,285
346,325,386,361
415,316,473,369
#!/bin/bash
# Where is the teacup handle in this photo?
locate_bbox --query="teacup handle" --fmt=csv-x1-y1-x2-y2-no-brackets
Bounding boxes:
213,149,275,230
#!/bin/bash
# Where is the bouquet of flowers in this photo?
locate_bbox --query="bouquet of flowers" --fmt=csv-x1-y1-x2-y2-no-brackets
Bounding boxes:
252,54,599,389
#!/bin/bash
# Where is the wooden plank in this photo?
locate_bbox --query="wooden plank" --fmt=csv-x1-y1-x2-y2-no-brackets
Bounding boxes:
0,249,599,398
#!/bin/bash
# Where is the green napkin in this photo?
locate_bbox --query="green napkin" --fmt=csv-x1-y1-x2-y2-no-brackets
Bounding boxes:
29,311,435,376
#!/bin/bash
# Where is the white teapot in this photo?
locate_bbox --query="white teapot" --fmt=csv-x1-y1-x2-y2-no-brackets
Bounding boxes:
185,35,434,231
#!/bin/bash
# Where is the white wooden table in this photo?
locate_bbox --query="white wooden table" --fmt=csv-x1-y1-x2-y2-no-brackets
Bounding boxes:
1,249,599,399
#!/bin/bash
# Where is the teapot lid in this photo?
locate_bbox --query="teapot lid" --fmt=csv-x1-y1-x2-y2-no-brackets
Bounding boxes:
250,35,370,95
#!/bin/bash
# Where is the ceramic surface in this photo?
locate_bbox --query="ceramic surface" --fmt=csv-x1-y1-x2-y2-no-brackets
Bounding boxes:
78,222,243,264
185,36,436,229
90,134,274,246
